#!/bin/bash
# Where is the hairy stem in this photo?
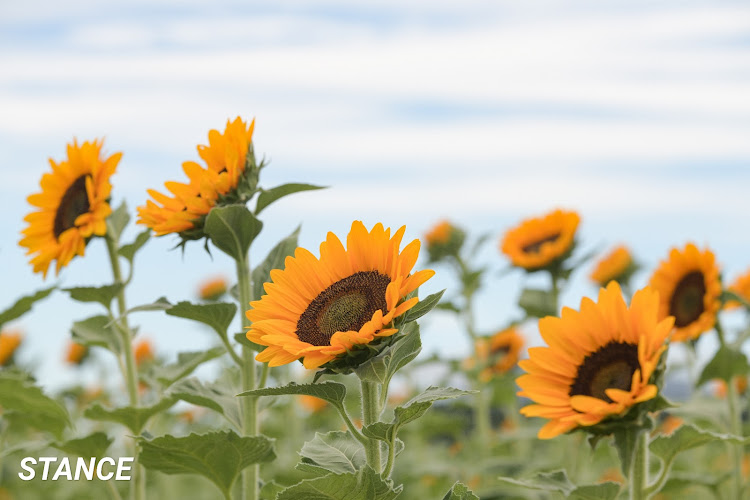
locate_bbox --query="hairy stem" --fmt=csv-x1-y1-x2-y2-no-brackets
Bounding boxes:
361,379,383,473
629,431,649,500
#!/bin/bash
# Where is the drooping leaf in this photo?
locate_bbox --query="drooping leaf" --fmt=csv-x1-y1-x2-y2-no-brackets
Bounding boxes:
298,431,366,476
252,225,300,301
260,481,286,500
255,183,325,215
238,382,347,409
277,465,400,500
497,469,575,496
63,284,124,310
0,374,70,439
71,315,122,354
442,481,480,500
152,347,226,388
613,427,640,476
569,483,620,500
0,286,55,329
650,423,750,467
139,431,275,499
697,344,750,387
204,204,263,261
169,378,242,430
355,323,421,387
518,288,557,318
53,432,113,458
84,398,177,434
107,201,130,242
166,301,237,342
119,229,151,262
124,297,173,315
403,289,445,323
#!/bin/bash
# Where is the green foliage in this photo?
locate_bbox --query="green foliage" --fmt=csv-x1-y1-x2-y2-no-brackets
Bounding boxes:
107,201,130,242
403,289,445,323
166,301,237,343
119,229,151,262
0,286,55,329
276,465,401,500
124,296,173,315
71,315,122,354
612,427,640,476
151,347,226,388
238,381,347,407
252,225,300,300
63,284,124,309
53,432,113,458
204,204,263,260
697,344,750,386
139,431,276,499
355,322,422,387
298,431,366,476
169,378,242,430
234,332,262,351
255,183,325,215
84,397,177,434
442,482,479,500
0,373,70,439
650,423,750,467
498,470,619,499
260,481,286,500
518,288,557,318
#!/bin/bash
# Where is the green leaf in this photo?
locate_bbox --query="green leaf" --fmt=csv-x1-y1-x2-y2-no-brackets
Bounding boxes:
71,315,122,354
238,381,347,408
403,289,445,323
119,229,151,262
63,284,124,309
442,481,480,500
84,398,177,434
0,374,70,439
169,378,242,430
697,344,750,386
139,431,275,499
569,483,620,500
255,183,325,215
166,301,237,342
125,297,173,315
53,432,113,458
299,431,366,475
497,469,575,496
260,481,286,500
518,288,557,318
107,201,130,242
277,466,400,500
0,286,55,329
252,225,300,301
204,204,262,260
613,427,640,476
720,289,750,310
234,332,262,351
355,323,421,387
152,347,225,388
650,423,750,466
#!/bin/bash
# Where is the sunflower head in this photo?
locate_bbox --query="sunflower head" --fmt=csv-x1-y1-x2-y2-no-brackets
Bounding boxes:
198,275,229,301
246,221,435,372
590,245,637,289
424,220,465,263
65,341,89,365
648,243,721,342
476,328,524,382
134,339,155,366
501,209,580,272
724,269,750,310
20,139,121,278
0,331,23,366
137,117,259,245
517,282,673,439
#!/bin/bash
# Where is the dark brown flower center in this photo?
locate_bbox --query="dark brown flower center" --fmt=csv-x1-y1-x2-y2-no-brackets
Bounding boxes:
296,271,391,346
569,341,640,403
669,271,706,328
522,232,561,254
54,175,91,239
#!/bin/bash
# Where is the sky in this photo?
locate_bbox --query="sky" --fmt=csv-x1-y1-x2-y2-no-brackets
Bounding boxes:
1,0,749,391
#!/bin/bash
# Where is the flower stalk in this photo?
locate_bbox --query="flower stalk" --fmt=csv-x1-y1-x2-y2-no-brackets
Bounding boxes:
629,430,649,500
361,379,383,473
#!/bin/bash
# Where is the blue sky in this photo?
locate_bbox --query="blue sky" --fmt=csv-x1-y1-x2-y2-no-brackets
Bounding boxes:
1,0,750,390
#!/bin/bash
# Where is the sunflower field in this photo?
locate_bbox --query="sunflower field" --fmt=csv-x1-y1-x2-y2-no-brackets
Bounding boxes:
0,116,749,500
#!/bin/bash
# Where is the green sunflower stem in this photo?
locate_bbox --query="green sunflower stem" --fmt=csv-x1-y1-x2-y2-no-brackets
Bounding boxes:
236,253,259,500
717,320,745,499
473,381,491,458
550,271,560,314
361,379,383,473
105,232,144,500
629,430,650,500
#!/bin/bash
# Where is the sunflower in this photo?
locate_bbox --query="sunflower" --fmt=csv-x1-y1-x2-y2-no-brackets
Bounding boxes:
65,341,89,365
134,339,155,366
648,243,721,342
517,282,673,439
590,245,635,288
424,219,465,263
725,269,750,310
476,328,524,382
198,275,228,301
20,139,121,278
137,117,255,238
246,221,435,370
0,331,23,366
501,209,580,271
